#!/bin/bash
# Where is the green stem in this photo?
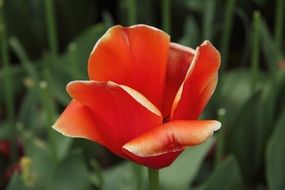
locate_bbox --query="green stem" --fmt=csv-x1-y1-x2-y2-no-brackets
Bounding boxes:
0,0,14,121
44,0,58,57
202,0,215,40
68,42,79,78
39,79,57,161
9,37,39,81
9,37,58,161
274,0,284,51
215,108,226,166
148,168,159,190
220,0,236,71
0,0,17,163
127,0,136,25
162,0,170,34
251,11,261,91
132,164,143,190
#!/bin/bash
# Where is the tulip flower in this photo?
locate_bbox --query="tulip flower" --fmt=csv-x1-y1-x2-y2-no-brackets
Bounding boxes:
52,24,221,169
0,141,10,158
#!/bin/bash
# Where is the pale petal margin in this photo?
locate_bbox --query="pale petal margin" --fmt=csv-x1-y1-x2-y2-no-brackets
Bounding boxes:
170,41,221,120
123,120,221,157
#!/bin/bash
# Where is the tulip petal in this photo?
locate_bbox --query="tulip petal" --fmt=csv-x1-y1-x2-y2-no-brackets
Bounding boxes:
162,43,195,118
66,80,163,158
88,25,170,109
123,120,221,157
170,41,221,120
52,100,105,144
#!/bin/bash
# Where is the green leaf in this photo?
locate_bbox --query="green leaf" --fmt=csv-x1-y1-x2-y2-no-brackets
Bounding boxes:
102,162,140,190
260,20,280,73
202,0,216,40
23,137,55,190
6,172,28,190
217,69,252,128
53,133,73,162
160,138,215,190
70,23,108,70
5,0,46,57
253,0,268,6
197,156,244,190
38,52,72,105
54,0,98,46
179,16,200,47
185,0,206,12
274,72,285,118
266,111,285,190
227,91,263,183
42,23,108,105
53,152,91,190
18,90,40,130
0,122,12,139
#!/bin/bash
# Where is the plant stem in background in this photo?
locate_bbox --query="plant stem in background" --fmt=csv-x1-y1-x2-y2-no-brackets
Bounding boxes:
10,37,39,81
132,164,143,190
0,0,17,163
68,42,80,78
274,0,284,51
203,0,215,40
0,0,14,122
162,0,170,34
44,0,58,57
251,11,261,91
9,38,58,161
220,0,235,70
127,0,136,25
148,168,159,190
215,108,226,166
39,80,58,161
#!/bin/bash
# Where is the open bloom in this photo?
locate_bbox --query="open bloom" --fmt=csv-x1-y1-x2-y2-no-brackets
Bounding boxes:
52,25,221,169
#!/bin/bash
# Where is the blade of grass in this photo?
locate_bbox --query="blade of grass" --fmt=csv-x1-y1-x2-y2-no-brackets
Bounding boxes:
9,37,58,162
251,11,261,91
220,0,236,70
260,19,279,94
67,42,80,78
260,20,279,74
39,79,58,162
235,7,251,67
0,0,17,162
0,0,14,121
215,108,226,166
162,0,170,34
44,0,58,57
127,0,137,25
274,0,284,51
203,0,216,40
9,37,39,81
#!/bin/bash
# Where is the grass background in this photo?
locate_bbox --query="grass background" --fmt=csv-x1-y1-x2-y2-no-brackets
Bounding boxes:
0,0,285,189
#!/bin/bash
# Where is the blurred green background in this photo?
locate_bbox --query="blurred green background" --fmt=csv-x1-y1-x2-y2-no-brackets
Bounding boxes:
0,0,285,189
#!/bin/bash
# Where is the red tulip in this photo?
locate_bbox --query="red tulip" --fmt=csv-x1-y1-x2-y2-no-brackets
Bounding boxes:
0,140,10,158
52,25,221,169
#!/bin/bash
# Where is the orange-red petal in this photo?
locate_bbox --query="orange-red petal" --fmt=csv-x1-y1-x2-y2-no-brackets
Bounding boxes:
162,43,195,118
170,41,221,120
88,25,170,109
123,120,220,158
66,80,163,158
52,100,105,144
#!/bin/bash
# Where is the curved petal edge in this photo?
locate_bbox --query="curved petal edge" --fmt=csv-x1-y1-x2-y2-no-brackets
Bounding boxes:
122,120,221,157
65,80,162,158
52,100,105,143
170,41,221,120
